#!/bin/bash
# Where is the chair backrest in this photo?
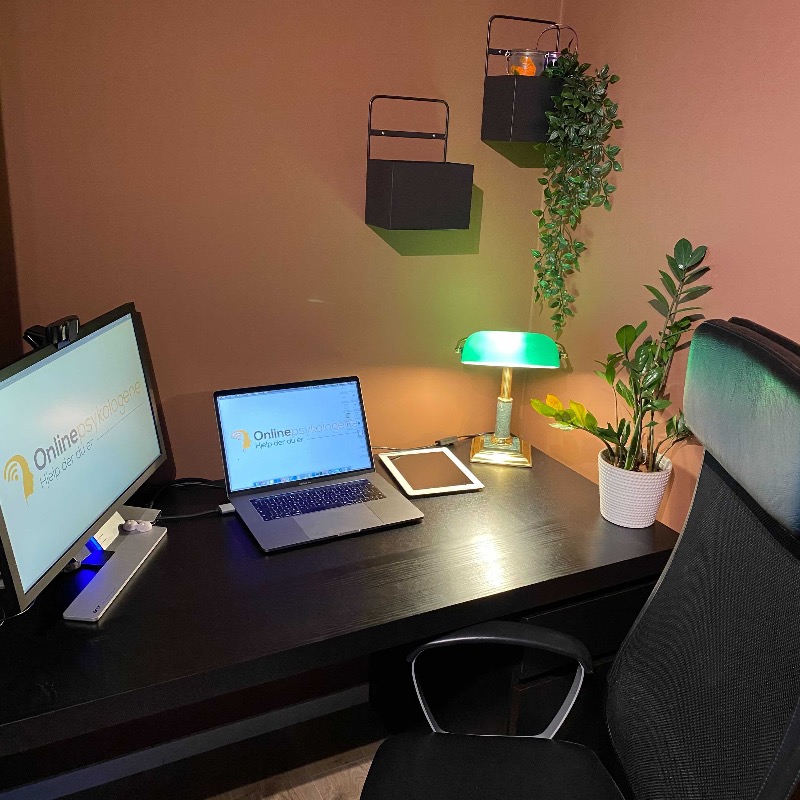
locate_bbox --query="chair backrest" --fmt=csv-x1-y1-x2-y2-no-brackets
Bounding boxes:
606,319,800,800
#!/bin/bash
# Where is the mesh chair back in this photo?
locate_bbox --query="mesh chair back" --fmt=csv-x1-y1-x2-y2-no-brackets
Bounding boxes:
606,319,800,800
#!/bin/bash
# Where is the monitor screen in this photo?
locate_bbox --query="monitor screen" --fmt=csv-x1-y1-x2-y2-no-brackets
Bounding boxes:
0,307,164,608
215,378,373,493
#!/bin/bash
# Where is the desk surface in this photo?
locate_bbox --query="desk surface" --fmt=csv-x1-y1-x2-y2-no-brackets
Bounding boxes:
0,444,678,760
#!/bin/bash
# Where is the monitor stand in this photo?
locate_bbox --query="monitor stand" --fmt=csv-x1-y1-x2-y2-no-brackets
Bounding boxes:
62,505,167,622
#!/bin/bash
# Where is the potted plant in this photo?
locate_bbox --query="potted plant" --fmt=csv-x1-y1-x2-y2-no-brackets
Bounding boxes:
531,238,711,527
533,50,623,336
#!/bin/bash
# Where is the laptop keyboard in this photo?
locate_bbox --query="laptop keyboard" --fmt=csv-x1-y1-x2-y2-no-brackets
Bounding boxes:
250,479,386,521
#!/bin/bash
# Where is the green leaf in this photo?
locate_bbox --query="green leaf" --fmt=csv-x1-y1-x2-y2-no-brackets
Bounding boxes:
634,320,648,337
616,380,635,409
616,324,637,354
648,297,670,317
645,285,670,314
597,425,620,445
531,398,558,417
686,245,707,268
659,270,677,297
569,401,588,426
633,339,654,368
641,367,663,390
680,285,711,303
683,265,710,284
673,238,692,268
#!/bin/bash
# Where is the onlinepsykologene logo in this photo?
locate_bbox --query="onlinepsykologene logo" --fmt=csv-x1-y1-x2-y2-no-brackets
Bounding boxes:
231,420,359,452
3,455,35,502
232,429,251,450
2,381,146,505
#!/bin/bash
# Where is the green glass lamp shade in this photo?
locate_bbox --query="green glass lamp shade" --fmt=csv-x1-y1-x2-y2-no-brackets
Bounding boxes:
460,331,559,369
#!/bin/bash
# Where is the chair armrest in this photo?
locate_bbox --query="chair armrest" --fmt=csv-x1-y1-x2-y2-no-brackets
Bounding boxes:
407,621,592,738
407,621,593,673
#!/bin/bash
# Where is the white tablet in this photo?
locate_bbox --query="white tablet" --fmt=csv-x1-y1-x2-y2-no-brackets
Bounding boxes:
378,447,484,497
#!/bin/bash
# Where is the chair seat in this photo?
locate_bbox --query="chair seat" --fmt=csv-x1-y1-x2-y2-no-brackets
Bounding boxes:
361,732,625,800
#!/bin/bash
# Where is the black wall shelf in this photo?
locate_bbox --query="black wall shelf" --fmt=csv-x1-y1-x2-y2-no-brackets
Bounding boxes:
480,15,566,145
365,96,474,231
481,75,563,143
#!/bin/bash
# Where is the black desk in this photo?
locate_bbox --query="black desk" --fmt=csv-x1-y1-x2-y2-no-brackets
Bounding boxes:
0,444,678,790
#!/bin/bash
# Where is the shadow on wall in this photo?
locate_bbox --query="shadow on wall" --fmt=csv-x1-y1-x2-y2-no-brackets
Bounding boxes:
162,391,225,479
482,142,546,169
369,185,483,256
0,94,22,368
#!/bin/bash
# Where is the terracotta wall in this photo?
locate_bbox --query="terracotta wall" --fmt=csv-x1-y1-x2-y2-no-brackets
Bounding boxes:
4,1,798,532
0,0,560,476
520,0,800,530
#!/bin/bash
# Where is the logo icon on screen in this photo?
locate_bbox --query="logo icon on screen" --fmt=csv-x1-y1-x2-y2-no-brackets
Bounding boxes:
3,455,34,502
231,429,251,451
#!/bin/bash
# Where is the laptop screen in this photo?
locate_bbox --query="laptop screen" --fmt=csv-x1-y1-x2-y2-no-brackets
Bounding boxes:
215,378,374,493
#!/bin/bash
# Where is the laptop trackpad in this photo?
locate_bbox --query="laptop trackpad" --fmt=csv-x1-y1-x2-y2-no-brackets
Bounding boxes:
298,504,382,539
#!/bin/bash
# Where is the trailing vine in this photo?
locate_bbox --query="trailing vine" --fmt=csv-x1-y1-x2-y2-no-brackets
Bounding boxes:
532,50,623,336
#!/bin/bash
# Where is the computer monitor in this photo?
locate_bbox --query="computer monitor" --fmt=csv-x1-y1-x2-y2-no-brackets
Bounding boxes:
0,303,166,621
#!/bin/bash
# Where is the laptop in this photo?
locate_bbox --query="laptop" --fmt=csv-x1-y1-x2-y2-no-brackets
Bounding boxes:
213,376,423,552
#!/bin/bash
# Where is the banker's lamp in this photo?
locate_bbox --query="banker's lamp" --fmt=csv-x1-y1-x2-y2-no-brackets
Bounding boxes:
459,330,560,467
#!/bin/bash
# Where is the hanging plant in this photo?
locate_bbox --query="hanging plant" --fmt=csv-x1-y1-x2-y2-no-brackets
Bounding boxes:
532,50,623,336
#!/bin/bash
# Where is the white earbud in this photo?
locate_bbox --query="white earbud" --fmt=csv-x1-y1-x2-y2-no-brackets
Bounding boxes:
122,519,153,533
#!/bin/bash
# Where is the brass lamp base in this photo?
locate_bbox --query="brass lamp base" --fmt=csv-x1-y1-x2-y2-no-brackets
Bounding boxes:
469,434,532,467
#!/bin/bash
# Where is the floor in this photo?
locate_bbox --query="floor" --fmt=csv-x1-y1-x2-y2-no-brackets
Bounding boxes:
204,738,382,800
65,704,389,800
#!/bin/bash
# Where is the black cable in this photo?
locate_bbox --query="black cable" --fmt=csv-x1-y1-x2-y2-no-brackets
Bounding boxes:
442,432,490,443
372,445,426,452
0,598,36,629
371,432,490,452
147,477,226,522
157,509,222,522
147,477,225,509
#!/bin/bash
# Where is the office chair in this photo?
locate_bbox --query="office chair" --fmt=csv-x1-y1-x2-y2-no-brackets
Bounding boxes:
361,318,800,800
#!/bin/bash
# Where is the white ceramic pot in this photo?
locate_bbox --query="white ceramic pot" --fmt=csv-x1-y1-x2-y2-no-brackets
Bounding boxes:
597,451,672,528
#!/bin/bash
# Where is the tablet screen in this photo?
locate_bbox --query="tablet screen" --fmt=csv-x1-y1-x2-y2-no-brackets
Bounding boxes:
385,451,469,491
380,448,483,495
